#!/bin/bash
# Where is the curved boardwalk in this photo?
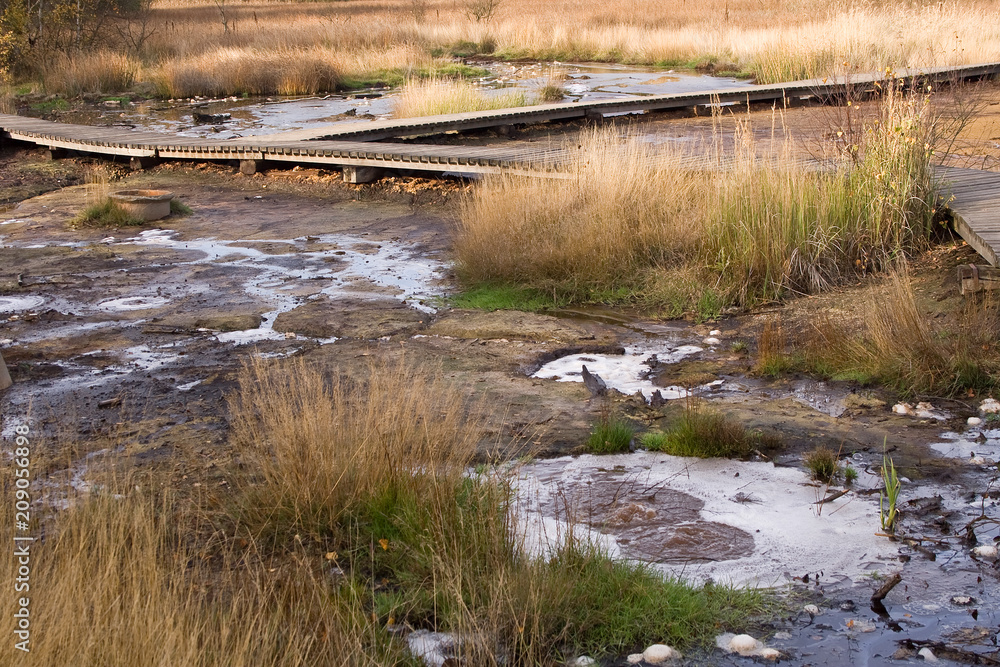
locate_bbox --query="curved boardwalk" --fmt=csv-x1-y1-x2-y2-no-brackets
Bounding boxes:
2,62,1000,264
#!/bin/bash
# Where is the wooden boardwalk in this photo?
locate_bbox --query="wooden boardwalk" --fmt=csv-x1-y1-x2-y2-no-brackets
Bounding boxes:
2,61,1000,267
939,166,1000,267
254,62,1000,142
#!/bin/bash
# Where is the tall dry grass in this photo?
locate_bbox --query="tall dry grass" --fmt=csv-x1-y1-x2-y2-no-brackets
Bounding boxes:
0,466,398,666
393,77,528,118
808,267,1000,395
0,357,768,665
457,83,938,310
24,0,1000,96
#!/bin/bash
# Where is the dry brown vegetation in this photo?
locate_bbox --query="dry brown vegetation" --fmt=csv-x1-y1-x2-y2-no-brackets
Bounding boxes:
1,357,767,665
6,0,999,97
806,267,1000,395
456,83,938,313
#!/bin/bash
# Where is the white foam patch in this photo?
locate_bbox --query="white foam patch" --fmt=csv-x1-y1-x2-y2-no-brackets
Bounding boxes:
514,452,896,587
176,379,202,392
532,344,705,400
1,218,32,225
97,295,172,312
0,295,45,313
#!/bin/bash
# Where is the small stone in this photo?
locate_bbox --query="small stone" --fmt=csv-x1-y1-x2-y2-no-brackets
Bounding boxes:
709,329,722,336
626,654,644,665
284,331,297,339
642,643,681,664
892,402,913,415
703,337,721,345
571,657,597,667
839,600,857,612
918,647,939,662
758,648,781,661
728,634,762,656
973,545,998,558
803,604,820,616
968,416,983,426
970,455,987,465
892,647,916,660
979,398,1000,414
773,631,792,640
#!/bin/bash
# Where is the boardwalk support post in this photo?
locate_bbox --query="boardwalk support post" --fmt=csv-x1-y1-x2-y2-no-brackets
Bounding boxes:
0,351,11,391
45,147,69,160
130,156,160,171
342,166,383,184
240,159,260,175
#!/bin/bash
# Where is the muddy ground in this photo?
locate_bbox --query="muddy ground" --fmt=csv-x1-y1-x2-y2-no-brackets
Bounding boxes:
3,87,1000,665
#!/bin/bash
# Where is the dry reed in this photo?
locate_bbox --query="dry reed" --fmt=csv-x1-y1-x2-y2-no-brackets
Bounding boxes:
393,77,528,118
22,0,1000,96
456,83,937,311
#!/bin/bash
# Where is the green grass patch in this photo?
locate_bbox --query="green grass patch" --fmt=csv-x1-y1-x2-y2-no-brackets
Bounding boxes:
72,199,143,228
169,199,192,216
644,408,781,459
450,284,565,312
587,415,635,454
30,97,70,113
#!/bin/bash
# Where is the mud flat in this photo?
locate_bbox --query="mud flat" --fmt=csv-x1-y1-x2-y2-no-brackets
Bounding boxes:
2,159,1000,665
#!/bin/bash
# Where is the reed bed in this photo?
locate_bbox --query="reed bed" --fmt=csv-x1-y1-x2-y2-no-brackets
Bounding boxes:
19,0,1000,96
456,83,937,311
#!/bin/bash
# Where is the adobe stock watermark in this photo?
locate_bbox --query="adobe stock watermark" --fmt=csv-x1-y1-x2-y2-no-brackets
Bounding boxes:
11,423,33,654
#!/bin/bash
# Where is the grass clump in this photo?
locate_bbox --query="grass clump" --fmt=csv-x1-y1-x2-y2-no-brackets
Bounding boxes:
644,406,781,459
807,267,1000,396
170,199,193,216
457,83,937,314
393,77,528,118
587,412,634,453
804,446,839,484
72,198,143,228
754,317,793,377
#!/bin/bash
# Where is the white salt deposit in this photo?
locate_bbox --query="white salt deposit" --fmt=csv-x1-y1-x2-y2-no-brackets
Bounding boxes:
515,452,896,587
531,344,708,401
0,295,45,313
98,295,172,312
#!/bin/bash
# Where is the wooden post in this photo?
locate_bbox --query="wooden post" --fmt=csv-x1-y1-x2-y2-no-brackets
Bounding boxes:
958,264,1000,294
342,166,383,184
0,351,11,391
239,159,259,175
130,156,160,171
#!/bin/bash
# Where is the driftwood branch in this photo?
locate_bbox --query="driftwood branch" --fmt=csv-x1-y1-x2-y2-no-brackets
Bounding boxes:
871,572,902,603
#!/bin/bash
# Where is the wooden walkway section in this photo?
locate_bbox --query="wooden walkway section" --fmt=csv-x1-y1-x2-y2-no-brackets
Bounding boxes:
939,166,1000,267
253,62,1000,142
2,61,1000,267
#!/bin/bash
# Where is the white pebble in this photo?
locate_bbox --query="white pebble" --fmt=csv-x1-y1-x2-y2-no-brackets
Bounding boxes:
980,398,1000,414
804,604,820,615
703,337,721,345
918,647,939,662
758,648,782,661
728,634,762,656
709,329,722,336
970,456,987,465
626,654,644,665
892,402,912,415
968,416,983,426
571,657,597,667
973,545,998,558
642,644,681,664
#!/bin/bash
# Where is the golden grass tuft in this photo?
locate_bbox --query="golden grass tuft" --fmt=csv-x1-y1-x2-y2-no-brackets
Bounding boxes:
808,267,1000,396
42,50,140,96
393,77,528,118
456,82,937,312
